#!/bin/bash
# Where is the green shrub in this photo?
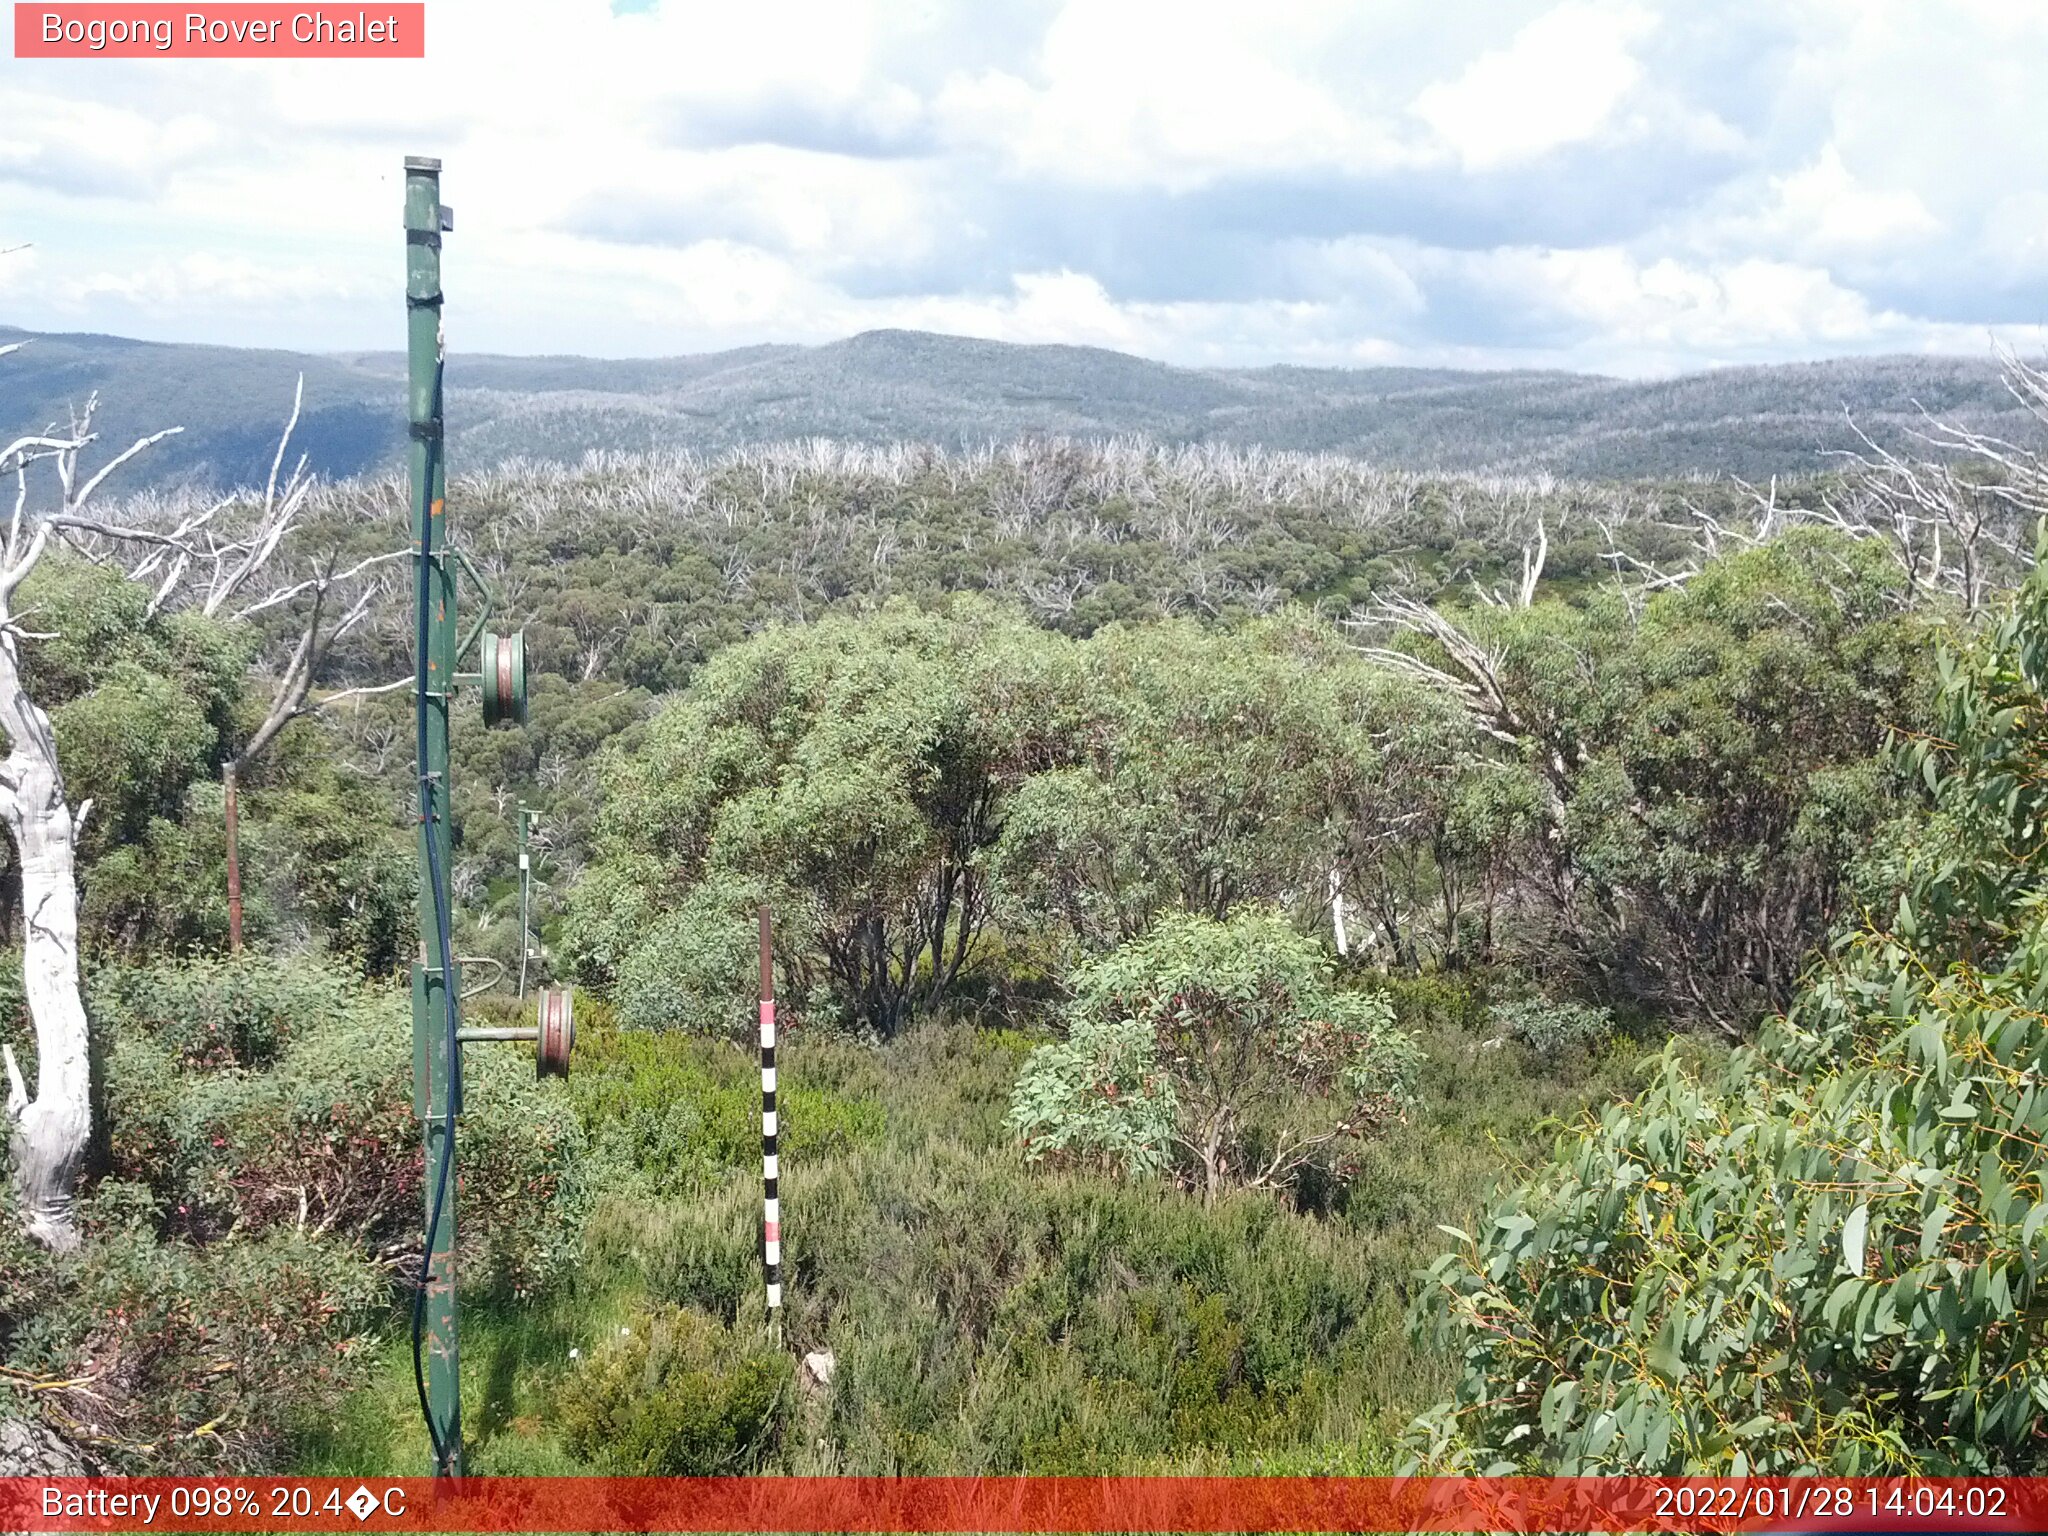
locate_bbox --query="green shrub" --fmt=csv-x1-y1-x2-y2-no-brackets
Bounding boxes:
1007,1015,1177,1179
1411,545,2048,1474
2,1183,382,1472
768,1138,1390,1472
91,956,354,1070
570,1022,884,1199
1368,969,1496,1034
566,603,1072,1037
1010,911,1418,1199
628,1178,760,1326
1487,997,1614,1057
557,1302,790,1473
102,961,584,1293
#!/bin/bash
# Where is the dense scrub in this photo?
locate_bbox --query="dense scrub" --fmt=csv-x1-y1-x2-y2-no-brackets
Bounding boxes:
1416,542,2048,1474
568,534,1927,1041
310,999,1670,1475
1009,912,1419,1198
0,958,578,1469
8,554,412,972
4,408,2037,1471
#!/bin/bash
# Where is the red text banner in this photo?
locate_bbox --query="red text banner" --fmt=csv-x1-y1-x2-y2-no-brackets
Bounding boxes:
14,4,425,57
2,1477,2046,1533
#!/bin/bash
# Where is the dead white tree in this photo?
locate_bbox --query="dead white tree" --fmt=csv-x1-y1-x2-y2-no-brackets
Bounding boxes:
1816,362,2044,612
1595,354,2047,610
0,339,397,1240
0,380,190,1248
1473,515,1547,610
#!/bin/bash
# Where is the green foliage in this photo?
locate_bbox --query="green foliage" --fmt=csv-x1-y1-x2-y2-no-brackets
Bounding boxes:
0,554,253,957
636,1132,1399,1473
55,661,217,850
249,769,414,976
1488,997,1615,1058
574,602,1508,1036
1011,912,1419,1199
15,380,2011,1478
0,551,408,970
1368,969,1498,1035
1395,531,1928,1027
0,1177,383,1471
101,958,583,1291
307,992,1666,1475
90,954,354,1070
998,619,1464,954
1412,540,2048,1474
557,1302,790,1474
567,600,1068,1036
1006,1015,1178,1180
570,1019,884,1202
0,959,592,1468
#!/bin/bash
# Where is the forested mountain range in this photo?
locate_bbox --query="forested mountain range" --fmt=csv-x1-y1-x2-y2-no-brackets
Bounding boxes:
1,322,2026,488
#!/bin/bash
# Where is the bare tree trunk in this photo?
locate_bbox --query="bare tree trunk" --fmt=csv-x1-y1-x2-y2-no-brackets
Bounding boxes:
1328,865,1349,958
224,760,243,952
1200,1119,1225,1207
0,635,89,1251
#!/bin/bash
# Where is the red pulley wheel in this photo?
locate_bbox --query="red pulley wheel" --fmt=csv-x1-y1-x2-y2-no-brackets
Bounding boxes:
536,987,573,1079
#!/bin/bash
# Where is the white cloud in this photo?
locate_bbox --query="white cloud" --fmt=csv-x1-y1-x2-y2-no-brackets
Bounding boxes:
1765,145,1941,255
1412,2,1656,170
1,0,2044,373
931,1,1415,189
0,87,221,197
1440,244,1999,373
47,252,374,309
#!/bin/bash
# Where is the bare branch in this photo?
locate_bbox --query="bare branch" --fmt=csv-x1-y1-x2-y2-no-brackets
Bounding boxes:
67,427,184,513
0,435,87,476
309,676,412,711
229,548,405,622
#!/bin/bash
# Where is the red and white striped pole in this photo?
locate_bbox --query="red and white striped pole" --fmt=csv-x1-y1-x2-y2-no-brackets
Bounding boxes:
759,906,781,1330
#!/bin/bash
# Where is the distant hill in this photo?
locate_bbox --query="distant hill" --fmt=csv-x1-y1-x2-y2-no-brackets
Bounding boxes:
0,324,2028,492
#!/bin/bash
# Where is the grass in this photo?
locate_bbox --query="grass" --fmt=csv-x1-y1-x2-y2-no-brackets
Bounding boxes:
299,982,1696,1475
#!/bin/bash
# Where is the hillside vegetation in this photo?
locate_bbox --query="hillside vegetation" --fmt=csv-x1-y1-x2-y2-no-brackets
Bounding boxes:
3,356,2048,1475
2,323,2030,490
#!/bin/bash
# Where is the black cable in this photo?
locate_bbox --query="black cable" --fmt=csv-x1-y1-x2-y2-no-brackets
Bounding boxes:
410,347,462,1477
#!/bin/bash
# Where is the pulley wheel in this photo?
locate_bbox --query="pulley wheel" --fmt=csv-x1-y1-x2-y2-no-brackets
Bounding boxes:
536,987,574,1079
481,629,527,729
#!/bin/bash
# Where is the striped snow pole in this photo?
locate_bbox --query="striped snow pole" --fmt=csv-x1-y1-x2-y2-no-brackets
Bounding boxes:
759,906,781,1324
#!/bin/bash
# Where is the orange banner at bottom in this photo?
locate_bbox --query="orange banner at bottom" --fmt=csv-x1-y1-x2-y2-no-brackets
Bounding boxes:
5,1477,2046,1533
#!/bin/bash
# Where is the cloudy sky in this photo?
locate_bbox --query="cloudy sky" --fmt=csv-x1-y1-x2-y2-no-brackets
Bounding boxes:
3,0,2044,375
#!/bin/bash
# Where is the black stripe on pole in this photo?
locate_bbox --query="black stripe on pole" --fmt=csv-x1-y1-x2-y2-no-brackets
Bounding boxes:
760,905,781,1322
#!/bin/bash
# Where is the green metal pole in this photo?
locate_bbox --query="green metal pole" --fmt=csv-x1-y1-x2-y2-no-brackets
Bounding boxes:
517,802,532,999
405,153,461,1477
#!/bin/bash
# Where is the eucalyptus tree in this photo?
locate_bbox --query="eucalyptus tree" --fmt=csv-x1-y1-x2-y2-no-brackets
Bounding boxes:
1359,531,1926,1033
1414,532,2048,1474
1009,908,1419,1202
568,600,1071,1037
